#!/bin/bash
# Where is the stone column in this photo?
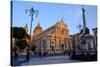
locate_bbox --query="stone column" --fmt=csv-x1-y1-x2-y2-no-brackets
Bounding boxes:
46,37,51,54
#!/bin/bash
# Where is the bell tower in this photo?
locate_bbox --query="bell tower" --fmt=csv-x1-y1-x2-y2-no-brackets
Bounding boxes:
24,24,28,33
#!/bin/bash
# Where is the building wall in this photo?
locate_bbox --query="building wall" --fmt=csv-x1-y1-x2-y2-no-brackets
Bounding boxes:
32,20,72,54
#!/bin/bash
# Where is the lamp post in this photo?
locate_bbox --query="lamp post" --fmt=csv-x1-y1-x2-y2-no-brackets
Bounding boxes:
25,7,38,48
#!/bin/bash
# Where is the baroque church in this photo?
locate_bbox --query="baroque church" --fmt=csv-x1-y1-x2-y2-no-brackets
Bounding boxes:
29,19,73,55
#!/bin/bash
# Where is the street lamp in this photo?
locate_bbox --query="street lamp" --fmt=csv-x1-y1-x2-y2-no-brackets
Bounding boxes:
25,7,38,47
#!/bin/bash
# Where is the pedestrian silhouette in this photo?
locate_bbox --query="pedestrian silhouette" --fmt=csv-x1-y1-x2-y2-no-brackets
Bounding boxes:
25,49,30,63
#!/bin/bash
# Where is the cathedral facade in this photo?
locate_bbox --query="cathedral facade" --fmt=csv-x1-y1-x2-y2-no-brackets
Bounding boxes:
31,19,73,55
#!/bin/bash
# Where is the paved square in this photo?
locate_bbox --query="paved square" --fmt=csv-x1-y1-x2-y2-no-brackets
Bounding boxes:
13,55,81,66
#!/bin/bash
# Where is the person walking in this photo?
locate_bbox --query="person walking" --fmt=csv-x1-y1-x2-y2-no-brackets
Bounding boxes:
25,49,30,63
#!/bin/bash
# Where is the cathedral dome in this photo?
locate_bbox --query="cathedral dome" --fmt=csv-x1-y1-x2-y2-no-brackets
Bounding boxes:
33,23,43,35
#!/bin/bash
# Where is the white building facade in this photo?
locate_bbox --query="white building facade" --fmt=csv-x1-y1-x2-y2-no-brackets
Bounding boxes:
31,19,72,55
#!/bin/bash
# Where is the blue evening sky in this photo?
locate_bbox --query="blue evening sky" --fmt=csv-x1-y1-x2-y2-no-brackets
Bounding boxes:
12,1,97,35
